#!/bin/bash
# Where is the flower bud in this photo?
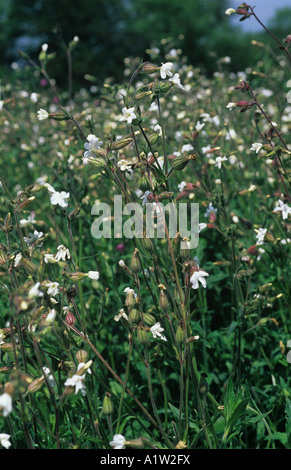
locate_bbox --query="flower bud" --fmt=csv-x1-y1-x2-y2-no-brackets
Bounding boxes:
148,132,160,145
0,343,13,352
127,437,144,448
143,313,156,327
129,308,140,324
159,289,169,311
137,326,149,344
20,258,38,274
102,393,113,415
142,62,160,74
65,312,76,326
130,249,141,273
67,272,88,281
28,376,45,393
111,137,133,150
87,157,107,170
158,81,174,94
172,156,189,171
135,90,152,101
75,350,88,364
175,325,186,344
141,235,153,252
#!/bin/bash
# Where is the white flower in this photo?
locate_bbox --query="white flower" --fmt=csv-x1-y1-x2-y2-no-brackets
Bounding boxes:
190,270,209,289
50,191,70,208
250,142,263,153
55,245,71,262
41,43,48,52
37,108,49,120
140,190,153,206
225,8,236,15
13,253,22,267
45,308,57,323
64,374,86,396
44,253,58,264
24,230,44,246
109,434,127,449
154,124,162,136
198,223,207,232
42,367,56,388
178,181,187,192
273,199,291,220
30,92,39,103
118,260,126,267
114,308,129,322
0,393,13,417
0,433,11,449
119,107,137,124
181,143,194,153
0,331,5,345
160,62,174,79
77,362,92,375
117,159,132,172
46,281,59,297
195,121,205,131
87,271,100,280
83,135,103,159
215,156,228,169
169,73,185,90
29,282,44,298
226,102,236,110
256,228,267,245
124,287,137,298
150,322,167,341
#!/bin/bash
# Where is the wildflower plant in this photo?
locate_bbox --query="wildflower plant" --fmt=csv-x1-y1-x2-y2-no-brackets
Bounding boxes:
0,3,290,450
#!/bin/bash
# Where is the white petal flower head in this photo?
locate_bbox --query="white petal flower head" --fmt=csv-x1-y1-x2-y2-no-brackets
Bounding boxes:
215,156,228,169
190,270,209,289
13,253,22,267
250,142,263,153
55,245,71,262
50,191,70,208
119,107,137,124
225,8,236,15
181,143,194,153
109,434,127,449
114,308,129,322
169,73,185,90
150,322,167,341
195,121,205,131
37,108,49,120
178,181,187,192
0,393,13,417
117,159,132,172
256,228,267,245
64,374,86,396
273,199,291,220
45,308,57,323
124,287,137,298
29,281,44,298
87,271,100,280
83,135,103,159
226,102,236,110
46,281,60,297
44,253,58,264
0,433,12,449
160,62,174,79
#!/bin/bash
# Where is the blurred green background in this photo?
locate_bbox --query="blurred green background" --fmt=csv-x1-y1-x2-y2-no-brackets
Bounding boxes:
1,0,291,90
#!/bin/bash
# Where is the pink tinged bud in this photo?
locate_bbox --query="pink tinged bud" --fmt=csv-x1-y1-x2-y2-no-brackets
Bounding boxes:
236,101,250,107
65,312,76,326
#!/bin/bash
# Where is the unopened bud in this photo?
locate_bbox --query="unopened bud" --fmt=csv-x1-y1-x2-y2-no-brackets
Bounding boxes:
159,289,169,311
0,343,13,352
143,313,156,327
67,272,88,281
129,308,140,324
111,137,133,150
127,437,144,448
28,376,45,393
75,350,88,364
175,325,186,344
142,62,160,74
148,132,160,145
130,249,141,273
65,312,76,326
137,326,149,344
102,393,113,415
